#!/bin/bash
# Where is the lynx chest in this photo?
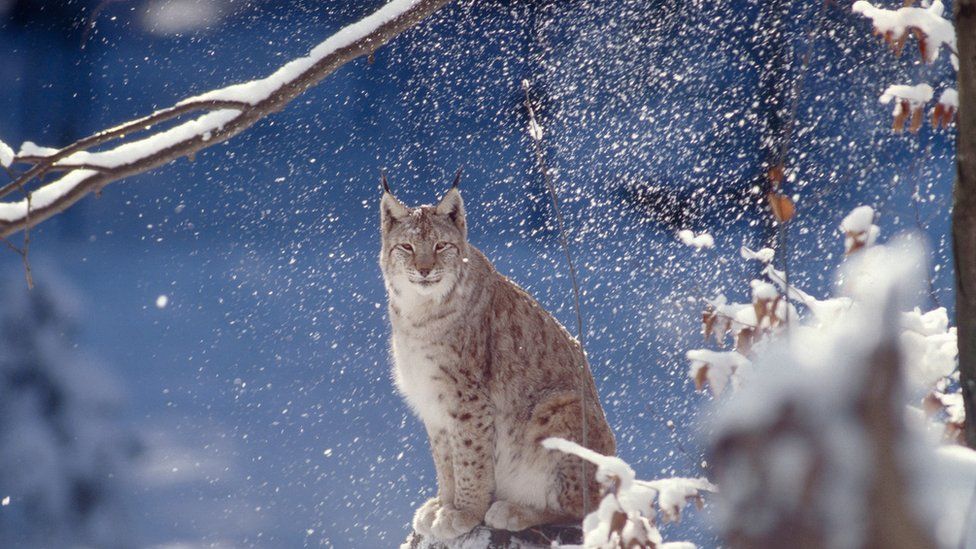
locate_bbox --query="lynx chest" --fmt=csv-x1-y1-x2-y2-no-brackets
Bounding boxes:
390,330,456,431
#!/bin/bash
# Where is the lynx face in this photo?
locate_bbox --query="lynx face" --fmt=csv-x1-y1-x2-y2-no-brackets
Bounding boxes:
380,186,467,298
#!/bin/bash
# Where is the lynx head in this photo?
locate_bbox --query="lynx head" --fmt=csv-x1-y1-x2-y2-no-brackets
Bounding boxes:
379,169,467,298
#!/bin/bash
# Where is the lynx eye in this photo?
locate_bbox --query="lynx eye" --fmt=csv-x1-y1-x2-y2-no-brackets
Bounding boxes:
398,243,414,252
434,242,450,252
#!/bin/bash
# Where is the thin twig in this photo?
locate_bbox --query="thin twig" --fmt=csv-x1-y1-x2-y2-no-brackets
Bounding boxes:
21,186,32,290
523,80,592,515
773,0,829,330
648,407,707,476
0,236,22,255
1,167,33,288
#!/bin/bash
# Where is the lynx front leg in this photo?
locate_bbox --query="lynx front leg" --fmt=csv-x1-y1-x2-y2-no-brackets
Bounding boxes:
430,406,495,540
413,428,455,536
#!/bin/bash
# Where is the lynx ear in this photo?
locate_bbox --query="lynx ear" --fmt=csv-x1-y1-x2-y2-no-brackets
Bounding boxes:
436,186,466,236
380,171,409,228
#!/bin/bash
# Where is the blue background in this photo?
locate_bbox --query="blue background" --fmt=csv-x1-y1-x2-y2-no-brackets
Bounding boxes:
0,0,958,546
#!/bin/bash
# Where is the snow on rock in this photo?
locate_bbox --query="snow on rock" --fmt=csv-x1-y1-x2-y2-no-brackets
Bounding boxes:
677,229,714,250
402,524,583,549
840,205,879,254
852,0,956,63
180,0,425,106
541,438,712,549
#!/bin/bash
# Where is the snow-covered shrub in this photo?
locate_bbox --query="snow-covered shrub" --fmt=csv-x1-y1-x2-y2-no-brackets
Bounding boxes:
687,206,963,443
0,273,139,548
672,203,976,547
542,438,714,549
706,237,976,548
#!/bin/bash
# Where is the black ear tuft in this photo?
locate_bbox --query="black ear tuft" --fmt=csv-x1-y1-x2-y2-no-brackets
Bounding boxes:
381,169,392,194
451,167,463,189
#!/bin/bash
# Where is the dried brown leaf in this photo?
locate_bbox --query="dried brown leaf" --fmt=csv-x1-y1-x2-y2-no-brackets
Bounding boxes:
892,100,909,133
768,164,785,190
609,510,628,537
703,309,716,341
768,192,795,223
736,327,755,355
909,105,924,133
907,27,930,62
753,300,768,327
693,364,709,392
922,392,944,416
942,106,956,129
944,420,966,445
892,31,907,56
931,103,945,129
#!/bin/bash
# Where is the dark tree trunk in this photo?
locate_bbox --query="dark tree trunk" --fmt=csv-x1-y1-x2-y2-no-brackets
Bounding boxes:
954,0,976,448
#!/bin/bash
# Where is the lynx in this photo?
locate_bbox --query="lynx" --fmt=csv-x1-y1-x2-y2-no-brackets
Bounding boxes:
379,172,616,541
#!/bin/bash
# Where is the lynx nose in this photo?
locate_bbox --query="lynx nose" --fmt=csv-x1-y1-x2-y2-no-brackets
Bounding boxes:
418,268,431,277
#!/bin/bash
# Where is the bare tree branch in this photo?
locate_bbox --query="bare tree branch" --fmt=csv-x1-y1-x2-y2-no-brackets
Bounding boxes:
0,0,454,239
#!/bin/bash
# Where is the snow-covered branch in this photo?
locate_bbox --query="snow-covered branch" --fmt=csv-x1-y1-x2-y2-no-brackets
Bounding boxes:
542,438,714,549
0,0,454,239
852,0,956,61
852,1,958,132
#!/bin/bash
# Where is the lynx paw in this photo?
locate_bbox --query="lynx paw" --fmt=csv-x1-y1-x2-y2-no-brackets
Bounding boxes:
484,500,539,531
429,505,482,540
412,498,443,536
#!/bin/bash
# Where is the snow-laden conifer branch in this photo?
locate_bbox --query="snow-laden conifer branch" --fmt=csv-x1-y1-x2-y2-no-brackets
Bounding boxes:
0,0,453,239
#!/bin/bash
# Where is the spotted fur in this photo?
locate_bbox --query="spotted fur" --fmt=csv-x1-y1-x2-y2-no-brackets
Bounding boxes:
380,183,615,541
